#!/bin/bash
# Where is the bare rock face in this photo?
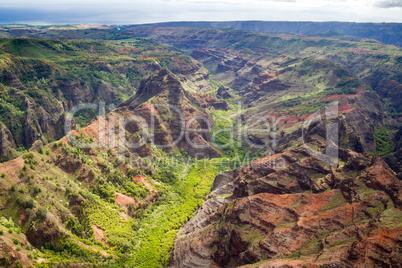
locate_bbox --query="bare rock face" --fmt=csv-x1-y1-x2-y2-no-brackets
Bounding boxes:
171,146,402,267
168,57,215,94
0,122,17,161
117,69,221,158
217,86,234,99
193,93,230,111
26,218,62,249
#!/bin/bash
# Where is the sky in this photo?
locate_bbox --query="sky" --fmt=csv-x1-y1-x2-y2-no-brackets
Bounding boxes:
0,0,401,25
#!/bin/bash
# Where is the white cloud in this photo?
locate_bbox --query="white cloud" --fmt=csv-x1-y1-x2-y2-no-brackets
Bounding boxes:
374,0,402,8
0,0,401,24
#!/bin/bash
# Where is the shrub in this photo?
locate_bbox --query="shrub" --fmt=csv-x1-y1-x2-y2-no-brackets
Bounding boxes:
0,173,5,178
13,238,20,245
4,258,11,266
38,146,44,154
25,208,32,217
23,152,34,159
3,218,14,228
0,229,3,235
16,197,34,209
34,186,42,194
36,207,48,220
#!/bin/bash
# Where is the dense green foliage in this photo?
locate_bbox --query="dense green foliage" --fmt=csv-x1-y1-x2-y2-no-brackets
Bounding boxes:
373,126,394,156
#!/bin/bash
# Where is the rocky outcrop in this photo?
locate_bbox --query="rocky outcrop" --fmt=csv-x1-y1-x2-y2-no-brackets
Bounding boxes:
171,146,402,267
193,94,230,111
117,69,221,158
217,86,234,99
26,219,63,249
0,122,17,161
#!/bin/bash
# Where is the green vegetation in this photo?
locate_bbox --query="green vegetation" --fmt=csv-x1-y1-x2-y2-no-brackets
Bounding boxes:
0,36,209,163
0,25,401,268
372,126,394,156
0,129,233,267
132,159,221,267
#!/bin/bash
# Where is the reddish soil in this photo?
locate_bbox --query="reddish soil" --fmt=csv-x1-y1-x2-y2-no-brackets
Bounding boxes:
18,210,27,226
36,258,47,264
77,120,100,142
133,175,155,192
321,94,358,102
120,211,130,220
252,153,284,165
338,103,355,114
115,192,136,208
172,57,184,64
0,156,24,185
116,47,133,53
140,55,154,60
275,113,312,130
92,224,105,241
266,112,281,118
141,102,156,110
42,61,55,67
76,241,111,257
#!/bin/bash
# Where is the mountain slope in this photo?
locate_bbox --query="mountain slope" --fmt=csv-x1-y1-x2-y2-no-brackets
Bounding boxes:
0,69,229,267
2,22,401,47
130,21,402,47
126,26,402,176
0,26,401,268
0,37,215,162
172,146,402,267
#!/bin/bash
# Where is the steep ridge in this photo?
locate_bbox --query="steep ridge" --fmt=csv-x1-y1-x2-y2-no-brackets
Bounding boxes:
127,27,401,175
0,37,215,162
0,70,227,267
196,49,387,156
129,21,402,47
126,27,402,120
115,69,223,158
171,146,402,267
